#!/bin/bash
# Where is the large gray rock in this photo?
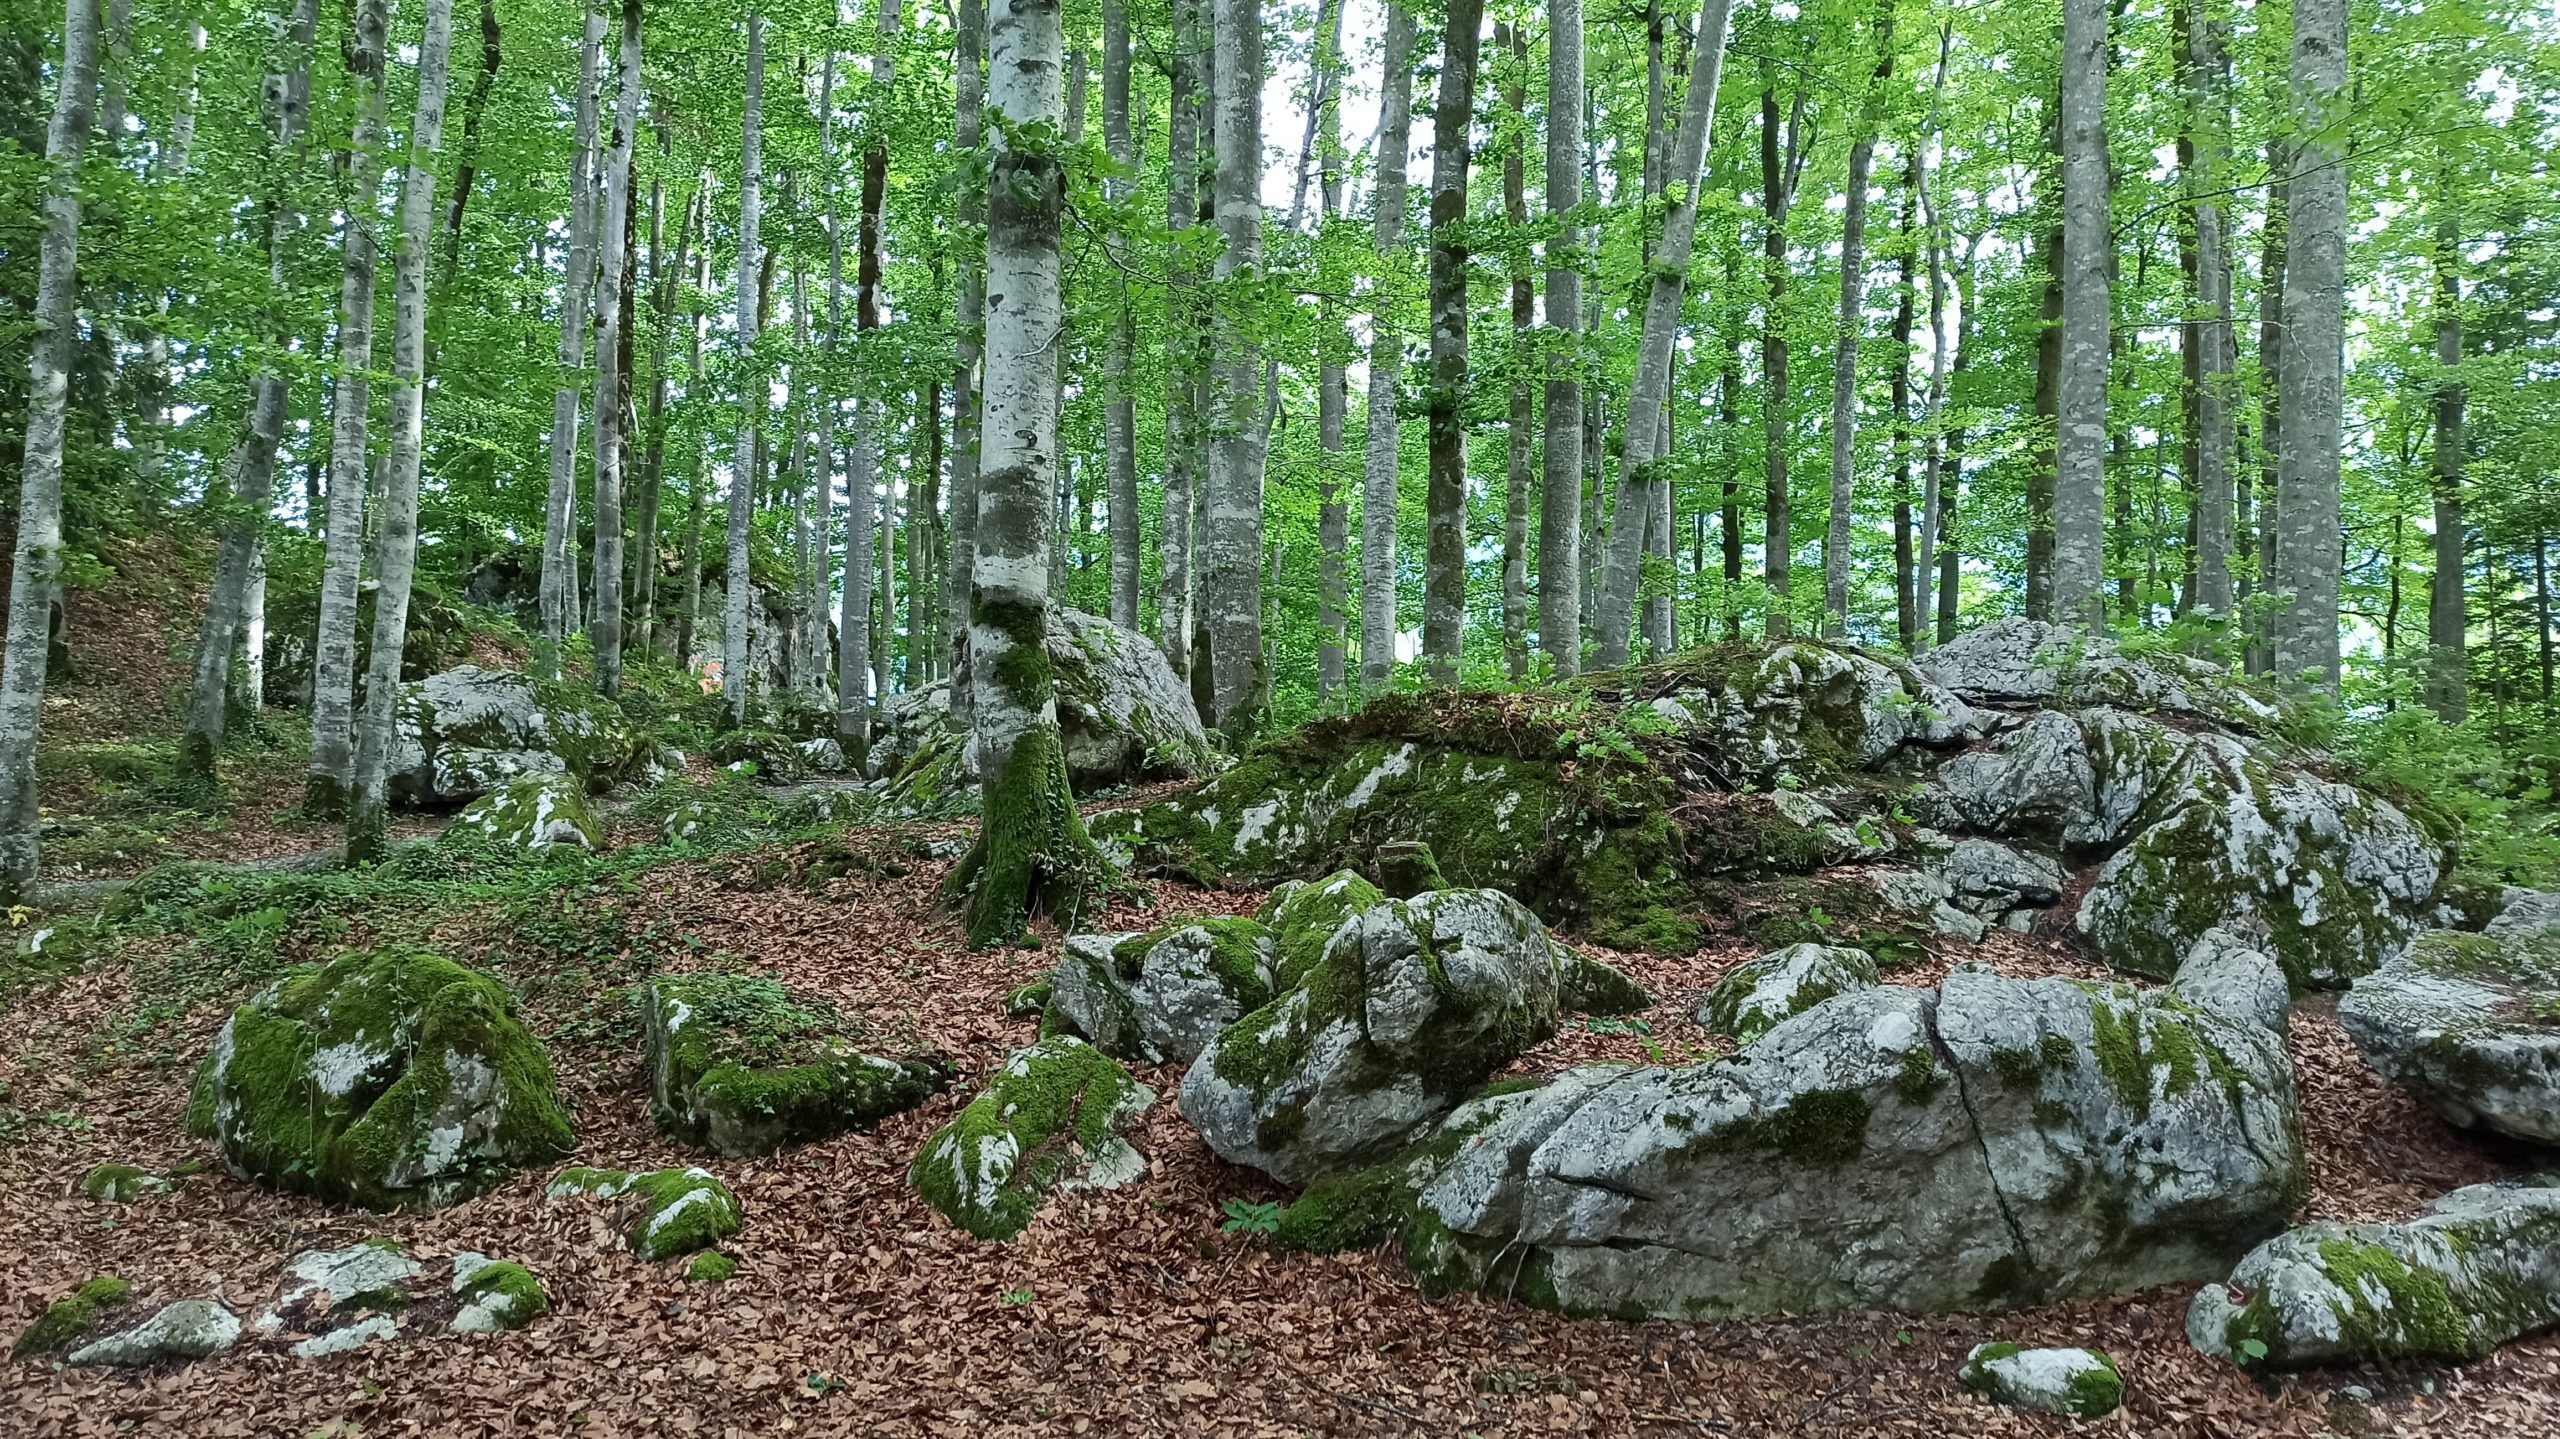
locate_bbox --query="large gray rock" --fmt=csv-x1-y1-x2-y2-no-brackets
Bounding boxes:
1696,943,1880,1045
2339,928,2560,1144
1048,921,1280,1066
1642,642,1977,783
642,972,946,1156
2171,928,2291,1035
66,1300,240,1368
387,665,647,806
1922,618,2286,733
2188,1181,2560,1368
1938,839,2066,929
1405,969,2304,1321
456,773,607,852
910,1037,1153,1242
1931,710,2098,842
1181,888,1564,1187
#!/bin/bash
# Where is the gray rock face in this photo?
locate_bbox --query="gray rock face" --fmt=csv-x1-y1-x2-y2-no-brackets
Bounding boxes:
457,773,606,851
1922,617,2285,733
256,1242,423,1334
1406,969,2304,1321
386,665,645,806
1959,1344,2124,1419
1048,922,1278,1066
2188,1181,2560,1368
2171,928,2292,1035
909,1037,1153,1242
67,1300,241,1367
2339,929,2560,1144
1646,642,1977,782
1696,944,1880,1045
1938,839,2066,930
2486,887,2560,940
1182,888,1564,1187
1932,710,2098,842
642,972,946,1156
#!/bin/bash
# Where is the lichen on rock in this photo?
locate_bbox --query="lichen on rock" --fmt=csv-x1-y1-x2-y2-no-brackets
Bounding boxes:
1959,1343,2122,1419
1696,943,1881,1045
456,773,607,852
448,1253,547,1334
65,1299,240,1368
545,1166,743,1261
186,946,574,1210
910,1036,1154,1242
2339,927,2560,1144
643,971,946,1157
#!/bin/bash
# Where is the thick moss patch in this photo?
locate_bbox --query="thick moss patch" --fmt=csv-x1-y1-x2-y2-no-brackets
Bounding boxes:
12,1277,132,1359
645,971,946,1157
910,1037,1152,1242
545,1166,743,1261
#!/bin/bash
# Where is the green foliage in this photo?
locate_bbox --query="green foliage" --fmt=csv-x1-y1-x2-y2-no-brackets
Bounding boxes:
1218,1198,1283,1238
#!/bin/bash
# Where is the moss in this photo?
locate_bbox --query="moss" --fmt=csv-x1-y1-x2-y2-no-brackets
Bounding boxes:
910,1037,1148,1242
685,1252,738,1283
79,1163,165,1203
1558,950,1653,1015
1699,1088,1872,1167
11,1277,132,1359
2061,1356,2125,1418
2087,991,2152,1115
454,1260,549,1328
1275,1163,1422,1254
2039,1032,2077,1070
1005,982,1052,1019
1260,871,1384,989
1990,1046,2046,1086
1972,1253,2036,1306
1373,841,1447,898
2313,1237,2480,1358
605,1168,744,1261
948,722,1114,949
1893,1047,1946,1106
648,972,946,1155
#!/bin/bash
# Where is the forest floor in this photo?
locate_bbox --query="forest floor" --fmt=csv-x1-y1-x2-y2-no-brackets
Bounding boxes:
4,549,2557,1437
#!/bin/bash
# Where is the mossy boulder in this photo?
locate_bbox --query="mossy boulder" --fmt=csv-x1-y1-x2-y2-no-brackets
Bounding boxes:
1406,968,2303,1321
1697,943,1881,1045
2339,928,2560,1144
1558,949,1652,1015
387,665,648,806
456,774,607,852
78,1162,170,1203
709,728,812,784
910,1036,1153,1242
1181,887,1564,1187
185,946,574,1210
643,971,947,1157
1959,1343,2123,1419
685,1251,738,1283
1273,1082,1554,1254
65,1299,241,1368
257,1241,424,1332
449,1254,547,1334
1046,919,1279,1065
2189,1181,2560,1368
1257,870,1388,989
546,1166,743,1261
12,1277,132,1359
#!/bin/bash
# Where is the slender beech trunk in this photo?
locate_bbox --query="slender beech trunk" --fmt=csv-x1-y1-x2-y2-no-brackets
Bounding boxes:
1720,318,1743,638
1358,4,1417,694
305,0,393,817
636,150,691,661
840,0,905,749
2250,145,2287,673
0,0,100,900
1915,206,1947,651
2273,0,2346,691
1498,21,1530,682
2025,218,2065,619
1939,248,1973,642
1760,68,1793,640
182,0,318,782
2427,213,2468,722
541,3,607,673
1539,0,1584,675
677,206,710,668
1891,153,1918,650
589,0,643,694
2051,0,2110,628
132,22,204,501
1819,0,1892,638
1202,0,1268,736
1103,0,1142,633
2176,0,2235,626
721,16,766,723
952,0,1106,946
438,0,501,290
1310,0,1349,703
912,373,942,683
347,0,452,863
1419,0,1482,686
1591,0,1736,669
1159,0,1201,679
949,0,987,710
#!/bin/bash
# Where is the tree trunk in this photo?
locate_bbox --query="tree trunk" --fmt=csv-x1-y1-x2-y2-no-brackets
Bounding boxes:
131,21,204,503
1158,0,1200,681
2272,0,2346,692
839,7,899,755
1938,248,1973,644
636,150,692,662
1313,0,1350,704
1891,151,1918,651
1202,0,1268,737
0,0,101,900
182,0,319,783
949,0,987,713
678,210,710,669
347,0,453,863
721,15,766,724
1538,0,1585,676
305,0,393,818
1818,0,1893,638
2179,0,2236,625
1496,21,1531,682
589,0,643,695
1760,68,1792,640
1359,4,1417,695
1592,0,1737,668
2251,143,2287,675
541,3,606,675
1101,0,1143,636
1419,0,1481,687
2050,0,2110,628
2427,211,2468,723
952,0,1108,947
437,0,502,292
913,374,943,683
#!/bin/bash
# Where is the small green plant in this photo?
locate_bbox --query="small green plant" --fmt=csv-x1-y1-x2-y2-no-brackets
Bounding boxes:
1000,1287,1036,1306
1219,1198,1283,1238
2237,1337,2269,1363
806,1373,848,1397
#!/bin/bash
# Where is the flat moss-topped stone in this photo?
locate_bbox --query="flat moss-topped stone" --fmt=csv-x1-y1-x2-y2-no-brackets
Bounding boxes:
12,1277,132,1359
2339,928,2560,1144
66,1299,240,1368
910,1036,1153,1242
643,972,946,1157
1558,949,1652,1015
387,664,648,806
708,728,811,784
448,1253,547,1334
2189,1182,2560,1368
257,1241,423,1333
185,946,573,1210
457,774,607,852
1181,887,1564,1188
1960,1344,2122,1419
1046,920,1278,1065
546,1166,743,1261
1696,943,1880,1045
79,1162,170,1203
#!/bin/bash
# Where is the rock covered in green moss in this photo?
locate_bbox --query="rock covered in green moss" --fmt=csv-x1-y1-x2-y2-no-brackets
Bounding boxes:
2189,1181,2560,1368
1257,871,1387,989
1959,1343,2122,1419
65,1299,240,1368
79,1162,170,1203
1047,920,1278,1065
1181,887,1564,1187
709,728,812,783
685,1251,738,1283
910,1036,1153,1242
186,946,574,1210
643,972,946,1157
1372,840,1447,898
386,664,648,806
546,1166,744,1260
1406,968,2302,1321
1923,618,2286,734
12,1277,132,1358
457,774,607,851
449,1253,548,1333
660,799,721,845
1274,1080,1563,1254
1696,943,1879,1045
1557,949,1651,1015
2340,928,2560,1144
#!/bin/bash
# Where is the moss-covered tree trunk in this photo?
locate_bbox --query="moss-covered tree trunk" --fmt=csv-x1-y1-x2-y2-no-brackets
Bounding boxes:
951,0,1107,949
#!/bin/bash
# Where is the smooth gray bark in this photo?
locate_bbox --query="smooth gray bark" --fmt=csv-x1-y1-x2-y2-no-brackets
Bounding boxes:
305,0,392,816
1539,0,1584,677
2427,213,2467,723
1761,67,1794,640
2051,0,2110,629
721,15,766,723
590,0,643,694
346,0,452,863
1313,0,1348,703
948,0,986,718
0,0,100,900
1103,0,1141,633
1590,0,1735,668
1498,20,1529,682
1419,0,1481,687
541,1,606,672
1358,4,1416,694
1818,0,1893,638
2180,0,2235,623
1159,0,1201,679
2272,0,2346,692
1202,0,1268,736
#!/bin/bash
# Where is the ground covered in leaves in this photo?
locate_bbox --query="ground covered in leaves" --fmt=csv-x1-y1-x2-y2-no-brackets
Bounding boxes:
3,815,2556,1438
